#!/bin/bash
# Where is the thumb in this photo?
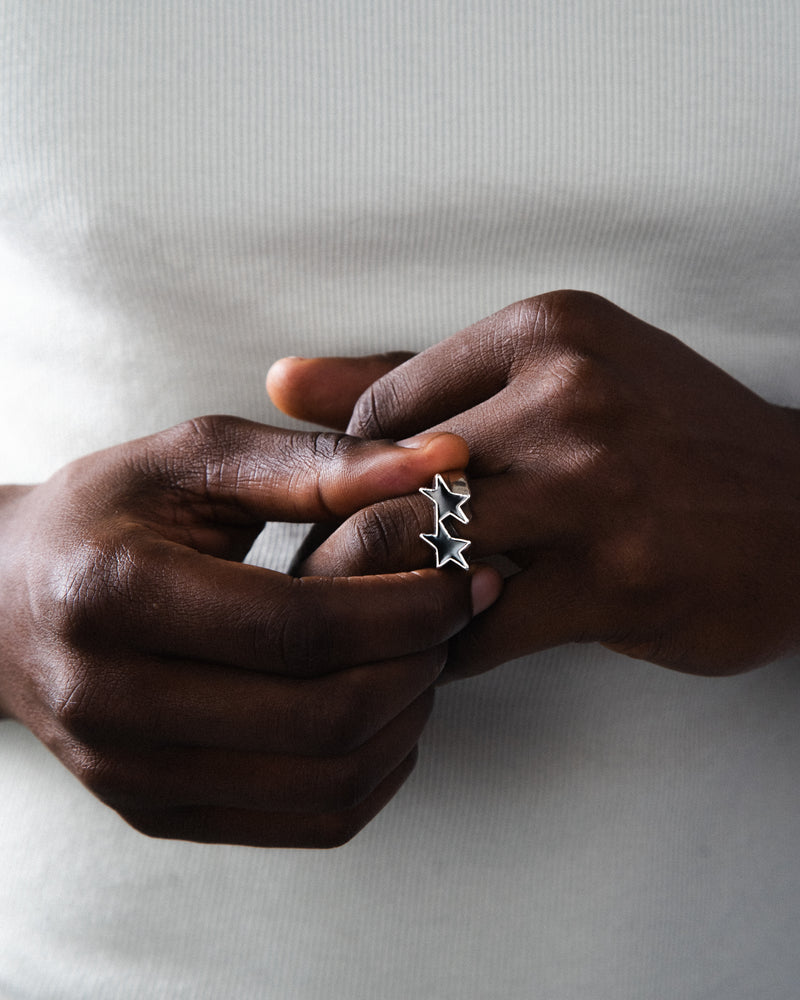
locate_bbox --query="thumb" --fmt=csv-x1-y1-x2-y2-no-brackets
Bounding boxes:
150,415,468,523
267,353,414,430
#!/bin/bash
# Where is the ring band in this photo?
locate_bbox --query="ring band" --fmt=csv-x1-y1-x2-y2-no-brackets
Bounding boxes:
419,472,472,570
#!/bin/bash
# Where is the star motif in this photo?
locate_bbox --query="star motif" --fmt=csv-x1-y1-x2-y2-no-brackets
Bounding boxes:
419,474,470,525
420,519,471,570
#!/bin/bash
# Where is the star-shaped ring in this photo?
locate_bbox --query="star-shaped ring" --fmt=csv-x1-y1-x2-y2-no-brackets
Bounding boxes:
419,472,472,570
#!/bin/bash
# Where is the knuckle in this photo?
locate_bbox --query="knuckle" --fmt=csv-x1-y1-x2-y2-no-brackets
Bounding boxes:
183,416,232,488
493,292,616,388
312,813,364,849
353,505,393,566
508,290,615,361
306,431,350,463
48,656,125,742
496,293,568,355
533,360,625,455
157,414,250,494
290,432,334,477
51,538,142,646
70,746,134,805
349,385,383,439
535,289,612,331
119,812,161,839
351,499,422,572
53,544,111,641
349,379,400,439
320,754,378,814
118,808,178,841
178,413,238,450
503,295,549,339
75,748,166,812
538,352,612,425
51,667,101,738
301,433,357,517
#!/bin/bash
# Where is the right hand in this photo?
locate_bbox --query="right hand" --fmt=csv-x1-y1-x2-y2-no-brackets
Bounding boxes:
270,292,800,681
0,416,500,847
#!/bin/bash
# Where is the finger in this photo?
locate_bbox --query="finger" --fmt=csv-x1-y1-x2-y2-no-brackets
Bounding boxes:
346,302,543,439
300,472,578,578
142,415,469,524
121,540,502,674
266,353,414,429
441,551,602,680
121,749,419,848
63,647,447,754
110,689,435,814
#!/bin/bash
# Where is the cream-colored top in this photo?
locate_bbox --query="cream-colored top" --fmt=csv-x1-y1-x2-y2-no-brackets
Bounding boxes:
1,3,799,997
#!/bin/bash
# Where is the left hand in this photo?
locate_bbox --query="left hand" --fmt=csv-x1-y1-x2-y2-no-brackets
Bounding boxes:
268,290,800,679
0,416,496,846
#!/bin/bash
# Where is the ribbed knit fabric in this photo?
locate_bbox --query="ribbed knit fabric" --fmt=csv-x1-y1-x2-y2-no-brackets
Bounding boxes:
1,3,799,998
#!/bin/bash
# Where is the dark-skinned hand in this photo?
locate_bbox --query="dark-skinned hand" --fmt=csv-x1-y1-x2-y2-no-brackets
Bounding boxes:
268,290,800,680
0,416,501,846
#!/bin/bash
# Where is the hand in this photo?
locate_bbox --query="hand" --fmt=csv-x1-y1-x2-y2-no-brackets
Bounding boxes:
268,290,800,679
0,416,500,846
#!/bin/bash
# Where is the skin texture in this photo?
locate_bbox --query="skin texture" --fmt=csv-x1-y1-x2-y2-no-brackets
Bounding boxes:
268,290,800,680
0,416,501,847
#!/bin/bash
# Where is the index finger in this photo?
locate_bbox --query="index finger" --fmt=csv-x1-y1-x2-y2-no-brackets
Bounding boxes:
267,353,414,430
346,300,546,440
125,540,503,676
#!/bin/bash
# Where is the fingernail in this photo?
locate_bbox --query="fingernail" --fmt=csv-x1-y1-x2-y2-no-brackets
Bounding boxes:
397,432,443,450
470,567,502,615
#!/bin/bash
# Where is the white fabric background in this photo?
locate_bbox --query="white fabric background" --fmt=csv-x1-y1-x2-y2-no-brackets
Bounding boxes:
1,2,799,997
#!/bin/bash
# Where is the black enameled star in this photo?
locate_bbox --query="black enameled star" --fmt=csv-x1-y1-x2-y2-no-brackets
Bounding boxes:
420,519,471,570
419,474,470,524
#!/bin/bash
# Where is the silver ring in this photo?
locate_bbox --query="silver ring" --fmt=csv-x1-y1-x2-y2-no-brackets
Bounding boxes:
419,472,472,570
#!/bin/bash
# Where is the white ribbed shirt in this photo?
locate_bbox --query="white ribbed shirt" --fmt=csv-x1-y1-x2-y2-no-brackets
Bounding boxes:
1,3,799,997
